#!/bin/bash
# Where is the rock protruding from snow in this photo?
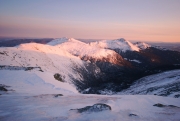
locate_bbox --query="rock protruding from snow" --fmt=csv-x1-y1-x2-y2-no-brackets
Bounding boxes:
153,103,180,108
90,38,140,52
71,103,111,113
134,42,151,49
0,84,8,91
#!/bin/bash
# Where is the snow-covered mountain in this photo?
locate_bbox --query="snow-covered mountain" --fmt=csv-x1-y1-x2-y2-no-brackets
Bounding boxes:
1,37,180,94
0,42,106,93
0,43,84,82
47,38,128,66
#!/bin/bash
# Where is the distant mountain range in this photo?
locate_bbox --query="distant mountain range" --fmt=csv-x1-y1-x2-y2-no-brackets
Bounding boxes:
0,37,180,96
0,38,53,47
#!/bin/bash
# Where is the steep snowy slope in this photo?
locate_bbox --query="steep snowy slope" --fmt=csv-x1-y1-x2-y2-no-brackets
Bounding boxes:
90,38,140,52
0,43,80,81
119,70,180,98
0,43,103,88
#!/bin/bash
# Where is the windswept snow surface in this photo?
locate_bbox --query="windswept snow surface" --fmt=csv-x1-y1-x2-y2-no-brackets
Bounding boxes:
119,70,180,98
0,86,180,120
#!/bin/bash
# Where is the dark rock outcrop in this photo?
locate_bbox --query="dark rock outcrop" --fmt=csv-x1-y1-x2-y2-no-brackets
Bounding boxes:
153,103,179,108
54,73,64,82
0,84,9,91
54,94,63,97
71,103,111,113
129,114,138,117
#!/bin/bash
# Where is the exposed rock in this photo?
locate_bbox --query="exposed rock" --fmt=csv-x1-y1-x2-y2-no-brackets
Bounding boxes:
54,94,63,97
129,114,138,117
54,73,64,82
153,103,179,108
0,84,8,91
0,52,5,55
25,67,34,71
32,94,63,98
0,87,7,91
71,103,111,113
174,94,180,98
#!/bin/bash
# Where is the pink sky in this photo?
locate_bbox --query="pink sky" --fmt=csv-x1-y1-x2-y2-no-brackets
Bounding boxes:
0,0,180,42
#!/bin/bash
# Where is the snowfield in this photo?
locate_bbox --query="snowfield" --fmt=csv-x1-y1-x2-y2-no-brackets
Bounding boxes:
0,70,78,95
1,93,180,121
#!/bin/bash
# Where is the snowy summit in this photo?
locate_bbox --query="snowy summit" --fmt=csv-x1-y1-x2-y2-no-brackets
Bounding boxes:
90,38,140,52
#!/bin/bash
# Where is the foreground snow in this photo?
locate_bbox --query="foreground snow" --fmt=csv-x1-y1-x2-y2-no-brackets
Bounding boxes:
0,70,180,121
0,93,180,121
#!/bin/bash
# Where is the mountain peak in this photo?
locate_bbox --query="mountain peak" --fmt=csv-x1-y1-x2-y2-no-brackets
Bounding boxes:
134,42,151,49
90,38,139,52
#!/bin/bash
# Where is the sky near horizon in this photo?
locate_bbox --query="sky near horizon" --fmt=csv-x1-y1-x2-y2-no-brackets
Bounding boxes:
0,0,180,42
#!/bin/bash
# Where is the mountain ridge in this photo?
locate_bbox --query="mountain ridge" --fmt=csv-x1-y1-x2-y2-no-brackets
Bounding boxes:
0,37,180,95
